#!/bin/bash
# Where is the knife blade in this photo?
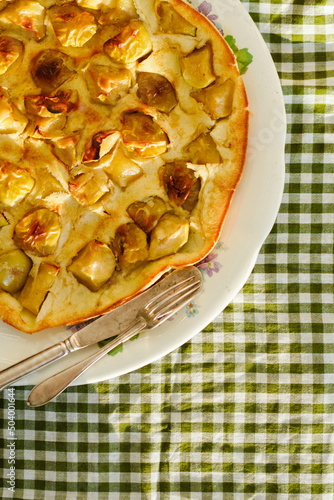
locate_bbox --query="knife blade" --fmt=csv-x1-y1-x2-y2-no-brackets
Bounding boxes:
0,266,202,390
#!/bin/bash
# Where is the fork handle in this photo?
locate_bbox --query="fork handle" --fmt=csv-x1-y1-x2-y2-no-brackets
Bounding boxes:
27,317,146,407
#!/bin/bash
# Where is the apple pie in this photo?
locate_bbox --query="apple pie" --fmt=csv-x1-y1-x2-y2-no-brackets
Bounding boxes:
0,0,248,333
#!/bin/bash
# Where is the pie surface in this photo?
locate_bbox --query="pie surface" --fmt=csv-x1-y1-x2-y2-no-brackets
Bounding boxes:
0,0,248,333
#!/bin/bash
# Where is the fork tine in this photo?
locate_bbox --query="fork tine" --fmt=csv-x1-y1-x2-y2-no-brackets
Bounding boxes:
146,278,200,316
149,280,201,320
145,273,201,312
153,285,201,322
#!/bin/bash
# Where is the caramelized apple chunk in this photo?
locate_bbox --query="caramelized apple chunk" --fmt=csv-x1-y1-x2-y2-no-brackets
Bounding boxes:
76,0,104,9
184,133,221,164
85,63,132,105
0,162,34,207
31,50,74,93
82,130,120,163
0,88,28,134
14,208,61,257
104,21,152,64
137,72,177,113
104,146,143,187
68,240,116,292
24,90,78,118
51,136,78,169
0,249,32,294
69,172,109,206
122,112,169,158
114,222,148,269
192,78,235,119
20,262,59,315
127,196,167,233
148,213,189,260
181,44,215,89
48,4,97,48
0,212,8,228
28,114,67,139
165,162,201,212
0,36,23,75
98,4,137,26
157,2,196,36
0,0,46,40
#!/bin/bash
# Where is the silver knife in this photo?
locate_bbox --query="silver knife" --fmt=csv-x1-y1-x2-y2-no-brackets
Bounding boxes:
27,265,202,406
0,266,202,390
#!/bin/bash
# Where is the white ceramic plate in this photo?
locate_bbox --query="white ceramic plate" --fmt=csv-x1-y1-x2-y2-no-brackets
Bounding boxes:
1,0,286,387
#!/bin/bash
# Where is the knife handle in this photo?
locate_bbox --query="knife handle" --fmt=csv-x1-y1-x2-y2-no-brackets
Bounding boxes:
27,318,146,407
0,336,80,390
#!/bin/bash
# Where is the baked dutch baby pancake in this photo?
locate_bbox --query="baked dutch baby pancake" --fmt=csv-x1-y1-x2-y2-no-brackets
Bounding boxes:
0,0,248,333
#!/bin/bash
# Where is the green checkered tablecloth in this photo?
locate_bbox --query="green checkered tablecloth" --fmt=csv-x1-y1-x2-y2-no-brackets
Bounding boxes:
1,0,333,498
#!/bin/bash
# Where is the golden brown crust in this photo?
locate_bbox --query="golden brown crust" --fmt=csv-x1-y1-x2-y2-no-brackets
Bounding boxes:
0,0,248,333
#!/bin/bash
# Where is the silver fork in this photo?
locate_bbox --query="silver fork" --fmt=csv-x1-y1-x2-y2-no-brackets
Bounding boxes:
27,270,202,406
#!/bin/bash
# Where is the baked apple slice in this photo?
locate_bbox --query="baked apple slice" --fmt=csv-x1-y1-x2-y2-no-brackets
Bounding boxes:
77,0,104,10
164,161,201,212
24,90,78,118
0,36,23,75
0,88,28,134
114,222,149,269
104,20,152,64
69,172,109,206
68,241,116,292
31,50,74,93
156,1,196,36
48,4,97,47
0,0,46,40
20,263,60,315
148,213,189,260
13,208,61,257
122,112,169,158
82,130,120,163
183,133,221,164
192,78,235,119
0,250,32,294
0,162,34,207
51,136,78,169
85,63,132,105
104,145,143,188
181,44,215,89
136,72,177,113
0,213,8,228
28,114,67,140
127,196,167,233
